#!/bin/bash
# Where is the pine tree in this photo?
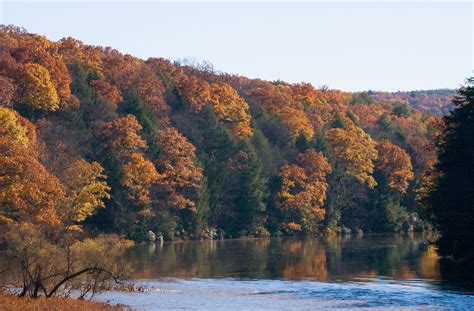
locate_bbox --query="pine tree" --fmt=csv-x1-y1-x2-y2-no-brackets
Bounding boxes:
428,78,474,260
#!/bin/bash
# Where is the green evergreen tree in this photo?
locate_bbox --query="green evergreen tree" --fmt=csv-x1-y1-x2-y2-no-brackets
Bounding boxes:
295,132,311,153
428,78,474,260
331,111,347,129
235,141,267,234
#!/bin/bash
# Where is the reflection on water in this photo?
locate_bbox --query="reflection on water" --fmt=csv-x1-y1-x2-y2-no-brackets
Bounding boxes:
94,234,474,309
125,234,442,283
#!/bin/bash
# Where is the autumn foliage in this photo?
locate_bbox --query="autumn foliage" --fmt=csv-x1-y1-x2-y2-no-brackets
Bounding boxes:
0,25,443,244
122,153,160,205
326,122,378,188
276,149,331,233
21,63,60,110
375,140,414,193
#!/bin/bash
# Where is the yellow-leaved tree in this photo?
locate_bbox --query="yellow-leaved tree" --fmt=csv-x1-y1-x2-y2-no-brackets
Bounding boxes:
325,123,378,188
0,107,29,147
210,83,253,139
20,63,60,111
62,159,111,223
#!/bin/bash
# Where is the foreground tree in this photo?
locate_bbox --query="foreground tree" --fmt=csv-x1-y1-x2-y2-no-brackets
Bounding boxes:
0,108,64,225
421,78,474,261
1,224,132,299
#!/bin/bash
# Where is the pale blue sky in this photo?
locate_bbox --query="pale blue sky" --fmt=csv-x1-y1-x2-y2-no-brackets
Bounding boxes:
1,1,472,91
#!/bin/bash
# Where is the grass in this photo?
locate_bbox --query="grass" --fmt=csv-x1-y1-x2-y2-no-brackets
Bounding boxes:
0,292,126,310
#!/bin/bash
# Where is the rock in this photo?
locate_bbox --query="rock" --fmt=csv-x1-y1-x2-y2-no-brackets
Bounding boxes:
147,230,156,242
341,226,352,234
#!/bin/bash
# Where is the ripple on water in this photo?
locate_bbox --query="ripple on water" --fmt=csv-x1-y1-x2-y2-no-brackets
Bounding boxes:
95,278,474,310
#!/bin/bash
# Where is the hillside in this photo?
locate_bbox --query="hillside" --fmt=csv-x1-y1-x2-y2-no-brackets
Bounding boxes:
0,25,442,240
369,90,455,116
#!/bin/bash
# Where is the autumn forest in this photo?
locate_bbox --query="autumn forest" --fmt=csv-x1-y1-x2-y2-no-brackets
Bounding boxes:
0,25,455,244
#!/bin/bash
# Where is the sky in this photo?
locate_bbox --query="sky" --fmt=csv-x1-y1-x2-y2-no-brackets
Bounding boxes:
0,1,472,92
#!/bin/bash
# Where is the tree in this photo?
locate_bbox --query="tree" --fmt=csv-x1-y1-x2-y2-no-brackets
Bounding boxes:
375,140,414,193
368,140,414,232
0,109,64,226
101,114,147,159
351,92,374,105
62,159,111,223
3,224,132,299
0,75,16,106
422,78,474,260
324,121,378,230
20,63,60,111
231,143,267,234
121,153,161,205
295,132,311,153
175,74,212,113
11,33,72,101
102,52,167,116
325,125,378,188
248,83,314,139
90,79,122,109
0,107,29,147
210,83,253,138
392,101,412,117
0,138,65,226
58,37,104,76
155,127,203,211
276,149,331,233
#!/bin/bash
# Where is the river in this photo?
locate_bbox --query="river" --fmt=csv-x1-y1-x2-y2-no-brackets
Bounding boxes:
95,234,474,310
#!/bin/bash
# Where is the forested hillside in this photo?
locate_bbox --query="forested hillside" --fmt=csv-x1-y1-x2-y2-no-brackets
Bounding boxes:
369,90,455,116
0,26,443,241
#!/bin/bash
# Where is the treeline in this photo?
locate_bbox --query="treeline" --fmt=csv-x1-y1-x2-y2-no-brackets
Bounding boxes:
369,89,455,116
0,25,441,242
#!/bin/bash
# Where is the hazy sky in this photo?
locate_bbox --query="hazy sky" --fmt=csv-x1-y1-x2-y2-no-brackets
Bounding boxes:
1,1,472,91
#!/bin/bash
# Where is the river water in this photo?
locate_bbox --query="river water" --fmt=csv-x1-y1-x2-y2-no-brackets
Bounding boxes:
95,234,474,310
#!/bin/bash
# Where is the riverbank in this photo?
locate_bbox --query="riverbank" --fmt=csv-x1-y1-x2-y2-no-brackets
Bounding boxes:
0,292,124,310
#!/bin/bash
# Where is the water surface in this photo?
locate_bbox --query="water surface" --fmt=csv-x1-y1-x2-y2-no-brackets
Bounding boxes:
96,234,474,310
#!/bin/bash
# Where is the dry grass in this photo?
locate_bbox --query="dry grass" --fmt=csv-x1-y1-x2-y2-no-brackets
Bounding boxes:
0,293,126,311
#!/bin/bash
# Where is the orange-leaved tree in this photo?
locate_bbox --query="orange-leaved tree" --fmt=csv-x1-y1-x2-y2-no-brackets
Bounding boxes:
0,107,64,226
101,114,147,159
375,139,414,193
210,83,253,139
121,153,161,205
155,127,203,211
276,149,331,233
